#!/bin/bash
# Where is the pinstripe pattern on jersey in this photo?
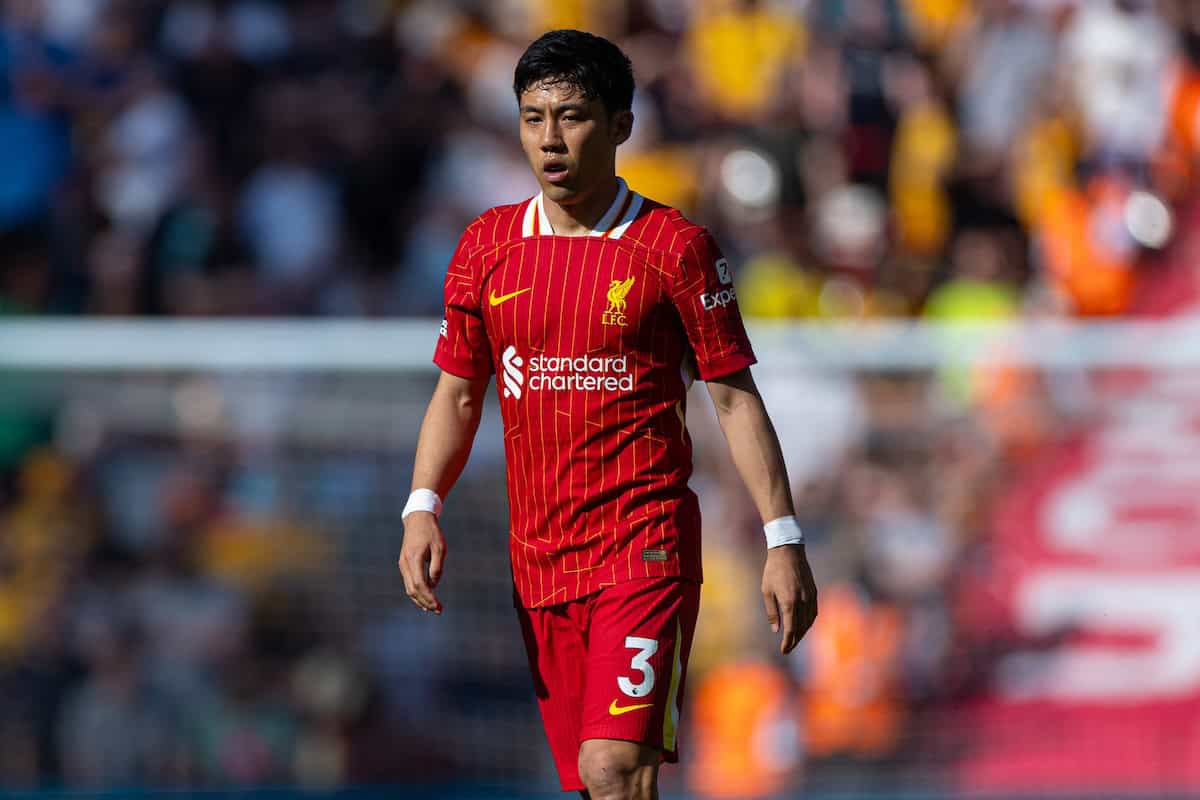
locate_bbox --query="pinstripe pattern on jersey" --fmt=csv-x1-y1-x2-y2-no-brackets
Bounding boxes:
433,187,756,608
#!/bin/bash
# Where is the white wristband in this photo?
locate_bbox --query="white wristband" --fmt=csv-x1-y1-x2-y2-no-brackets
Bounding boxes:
764,515,804,548
403,489,443,520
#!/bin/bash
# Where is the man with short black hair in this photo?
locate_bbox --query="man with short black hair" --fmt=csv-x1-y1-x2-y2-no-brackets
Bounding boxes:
399,29,817,800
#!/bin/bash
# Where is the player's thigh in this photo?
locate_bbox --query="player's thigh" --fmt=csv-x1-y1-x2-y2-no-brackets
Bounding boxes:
580,577,701,755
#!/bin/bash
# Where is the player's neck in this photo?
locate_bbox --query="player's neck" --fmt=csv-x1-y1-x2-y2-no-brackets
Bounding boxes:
542,175,621,237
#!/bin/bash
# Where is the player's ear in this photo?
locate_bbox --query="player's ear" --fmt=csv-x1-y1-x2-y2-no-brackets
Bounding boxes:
611,109,633,146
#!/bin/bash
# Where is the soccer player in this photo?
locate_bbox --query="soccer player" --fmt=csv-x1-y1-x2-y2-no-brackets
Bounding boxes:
398,29,818,800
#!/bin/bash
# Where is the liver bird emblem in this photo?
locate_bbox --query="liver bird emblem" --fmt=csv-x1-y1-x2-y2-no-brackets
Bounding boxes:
606,276,636,313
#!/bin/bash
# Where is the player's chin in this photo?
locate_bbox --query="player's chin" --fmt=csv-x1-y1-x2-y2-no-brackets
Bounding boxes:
540,181,577,201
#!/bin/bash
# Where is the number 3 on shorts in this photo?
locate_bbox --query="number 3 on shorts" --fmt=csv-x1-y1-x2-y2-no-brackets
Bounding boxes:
618,636,659,698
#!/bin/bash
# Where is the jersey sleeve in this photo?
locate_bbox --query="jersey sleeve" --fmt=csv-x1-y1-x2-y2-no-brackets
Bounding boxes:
667,229,757,381
433,227,493,378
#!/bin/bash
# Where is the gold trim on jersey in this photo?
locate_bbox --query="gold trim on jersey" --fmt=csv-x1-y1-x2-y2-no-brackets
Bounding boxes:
662,619,683,750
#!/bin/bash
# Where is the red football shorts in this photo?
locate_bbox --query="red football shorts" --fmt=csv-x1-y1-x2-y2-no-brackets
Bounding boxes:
516,577,701,791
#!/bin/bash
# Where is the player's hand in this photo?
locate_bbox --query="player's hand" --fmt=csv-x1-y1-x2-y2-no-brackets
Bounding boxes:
762,544,817,654
399,512,446,614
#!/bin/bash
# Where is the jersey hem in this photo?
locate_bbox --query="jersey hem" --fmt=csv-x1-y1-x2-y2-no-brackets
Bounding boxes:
514,573,703,610
696,351,757,381
433,351,491,379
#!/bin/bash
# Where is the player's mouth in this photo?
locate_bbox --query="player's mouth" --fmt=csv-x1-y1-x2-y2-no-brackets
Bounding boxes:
543,161,570,185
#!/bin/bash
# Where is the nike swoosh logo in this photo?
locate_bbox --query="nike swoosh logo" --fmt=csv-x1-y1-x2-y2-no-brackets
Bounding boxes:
488,287,532,307
609,699,654,716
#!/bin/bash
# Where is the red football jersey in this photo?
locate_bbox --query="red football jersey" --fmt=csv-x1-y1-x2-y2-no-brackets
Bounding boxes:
434,179,756,608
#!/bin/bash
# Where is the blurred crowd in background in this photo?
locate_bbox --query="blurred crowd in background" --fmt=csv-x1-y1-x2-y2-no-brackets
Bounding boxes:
3,0,1200,795
0,0,1197,320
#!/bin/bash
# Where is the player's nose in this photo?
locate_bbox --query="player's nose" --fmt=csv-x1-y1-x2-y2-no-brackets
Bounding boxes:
540,120,565,151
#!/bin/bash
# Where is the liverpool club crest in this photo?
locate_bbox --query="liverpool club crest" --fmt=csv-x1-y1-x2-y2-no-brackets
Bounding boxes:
602,276,635,327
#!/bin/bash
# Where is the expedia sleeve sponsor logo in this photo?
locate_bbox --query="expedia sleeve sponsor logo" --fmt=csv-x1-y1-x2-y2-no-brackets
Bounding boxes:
439,318,449,338
700,287,737,311
498,348,635,397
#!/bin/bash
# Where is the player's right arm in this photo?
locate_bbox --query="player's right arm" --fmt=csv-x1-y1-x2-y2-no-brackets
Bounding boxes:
400,221,493,615
399,371,489,614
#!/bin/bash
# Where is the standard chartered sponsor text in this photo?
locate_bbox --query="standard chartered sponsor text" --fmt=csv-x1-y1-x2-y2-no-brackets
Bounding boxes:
529,372,634,391
528,354,633,392
507,350,635,394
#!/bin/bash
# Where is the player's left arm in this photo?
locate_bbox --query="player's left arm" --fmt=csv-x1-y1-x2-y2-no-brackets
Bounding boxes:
707,367,818,654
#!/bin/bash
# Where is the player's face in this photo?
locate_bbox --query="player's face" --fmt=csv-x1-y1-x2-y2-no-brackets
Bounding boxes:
518,81,632,207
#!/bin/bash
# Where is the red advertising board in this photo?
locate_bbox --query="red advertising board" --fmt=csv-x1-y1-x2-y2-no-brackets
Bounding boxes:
958,368,1200,792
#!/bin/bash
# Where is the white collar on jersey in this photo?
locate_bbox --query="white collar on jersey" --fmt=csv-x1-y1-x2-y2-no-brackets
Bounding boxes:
521,177,645,239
